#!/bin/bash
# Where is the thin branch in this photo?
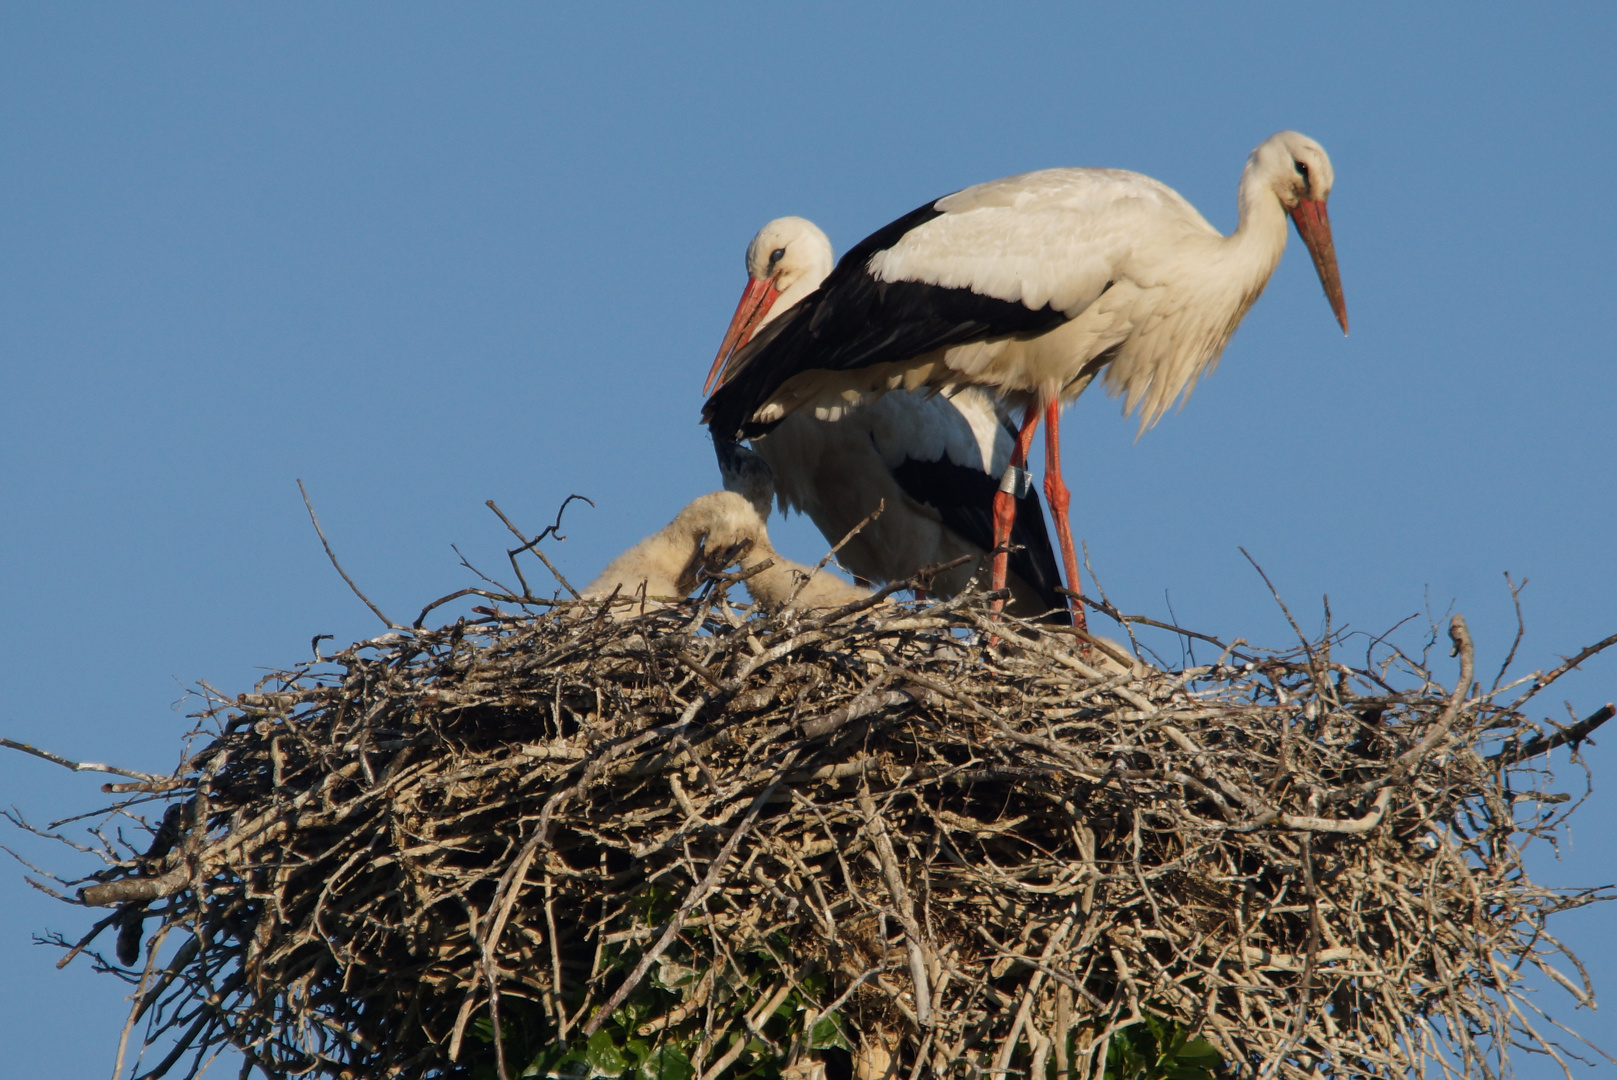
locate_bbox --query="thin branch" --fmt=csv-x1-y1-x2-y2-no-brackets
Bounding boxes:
1507,631,1617,712
1332,614,1475,804
1490,704,1615,764
451,542,515,592
414,588,556,630
297,479,402,630
1061,588,1256,663
1492,572,1530,692
1240,547,1322,689
0,738,164,783
583,753,797,1036
786,500,884,606
486,497,589,600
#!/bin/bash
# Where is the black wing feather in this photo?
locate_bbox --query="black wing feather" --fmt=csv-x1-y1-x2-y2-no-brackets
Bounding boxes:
704,196,1072,440
887,454,1071,625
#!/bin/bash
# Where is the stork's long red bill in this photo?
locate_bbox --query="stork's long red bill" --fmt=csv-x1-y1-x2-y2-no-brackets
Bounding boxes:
704,276,781,394
1288,198,1349,334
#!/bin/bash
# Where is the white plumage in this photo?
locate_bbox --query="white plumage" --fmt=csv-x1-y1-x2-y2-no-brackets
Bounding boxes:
581,491,871,612
580,493,735,605
709,218,1071,620
583,495,1138,668
699,493,874,611
746,388,1037,606
705,132,1348,617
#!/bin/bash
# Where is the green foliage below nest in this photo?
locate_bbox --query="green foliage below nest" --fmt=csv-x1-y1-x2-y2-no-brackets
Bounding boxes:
465,996,1219,1080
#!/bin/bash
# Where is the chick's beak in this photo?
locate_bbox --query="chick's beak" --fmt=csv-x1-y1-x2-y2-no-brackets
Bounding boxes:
1288,198,1349,335
704,276,781,394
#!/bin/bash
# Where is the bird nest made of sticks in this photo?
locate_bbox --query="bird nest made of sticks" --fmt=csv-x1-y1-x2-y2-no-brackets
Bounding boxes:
11,580,1616,1080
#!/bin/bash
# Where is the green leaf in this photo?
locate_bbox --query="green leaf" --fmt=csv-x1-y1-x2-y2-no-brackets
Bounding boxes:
1104,1019,1223,1080
613,997,652,1033
809,1013,853,1051
586,1028,631,1078
623,1038,651,1066
636,1044,692,1080
1175,1038,1220,1064
526,1048,591,1080
1167,1068,1217,1080
653,959,699,993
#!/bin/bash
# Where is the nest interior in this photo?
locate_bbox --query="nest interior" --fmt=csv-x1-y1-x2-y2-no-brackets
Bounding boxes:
18,578,1617,1080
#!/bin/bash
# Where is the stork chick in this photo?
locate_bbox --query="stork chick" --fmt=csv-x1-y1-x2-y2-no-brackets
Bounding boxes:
699,492,874,610
580,493,743,605
580,492,872,612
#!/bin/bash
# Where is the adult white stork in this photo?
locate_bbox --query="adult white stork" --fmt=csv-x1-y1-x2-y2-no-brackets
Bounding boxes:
704,131,1348,614
707,216,1072,623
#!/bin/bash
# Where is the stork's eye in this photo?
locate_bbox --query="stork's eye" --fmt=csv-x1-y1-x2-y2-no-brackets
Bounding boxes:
769,247,786,267
1294,160,1311,182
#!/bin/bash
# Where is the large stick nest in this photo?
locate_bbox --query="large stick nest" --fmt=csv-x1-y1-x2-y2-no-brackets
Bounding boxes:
17,580,1617,1080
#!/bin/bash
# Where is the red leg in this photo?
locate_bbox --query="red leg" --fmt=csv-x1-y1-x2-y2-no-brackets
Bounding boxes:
991,406,1042,612
1042,400,1089,633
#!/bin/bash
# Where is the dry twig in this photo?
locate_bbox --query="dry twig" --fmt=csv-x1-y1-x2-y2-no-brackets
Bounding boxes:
7,585,1613,1080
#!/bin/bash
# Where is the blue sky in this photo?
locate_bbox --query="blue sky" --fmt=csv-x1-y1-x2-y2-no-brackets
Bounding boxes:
2,5,1614,1077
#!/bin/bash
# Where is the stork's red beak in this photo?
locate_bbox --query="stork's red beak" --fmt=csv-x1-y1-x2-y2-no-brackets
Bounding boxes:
704,276,781,394
1288,198,1348,335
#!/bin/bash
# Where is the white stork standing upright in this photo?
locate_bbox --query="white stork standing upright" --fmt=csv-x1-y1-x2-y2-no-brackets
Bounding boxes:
704,132,1348,615
707,217,1072,623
